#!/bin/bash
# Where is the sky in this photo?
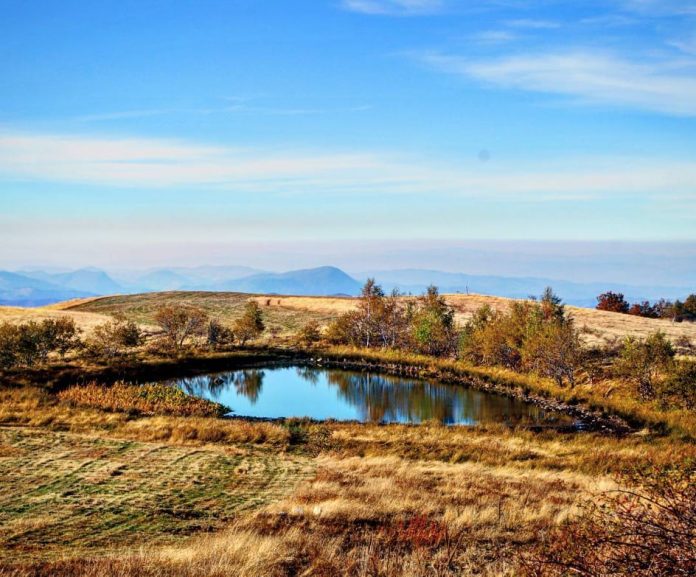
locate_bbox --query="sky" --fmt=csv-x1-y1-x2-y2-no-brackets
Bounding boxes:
1,0,695,280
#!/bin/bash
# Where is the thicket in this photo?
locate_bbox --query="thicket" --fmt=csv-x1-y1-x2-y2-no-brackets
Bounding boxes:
0,318,80,368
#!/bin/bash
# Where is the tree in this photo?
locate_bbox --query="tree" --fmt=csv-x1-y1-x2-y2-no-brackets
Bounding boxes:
628,301,658,318
596,292,629,313
154,305,208,352
522,319,581,387
615,332,675,399
409,286,456,357
233,301,265,345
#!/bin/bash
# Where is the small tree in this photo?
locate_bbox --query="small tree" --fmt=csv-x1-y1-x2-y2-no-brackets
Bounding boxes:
233,301,265,345
207,319,234,350
409,286,456,357
87,317,143,360
615,332,675,399
154,305,209,352
596,292,629,313
522,319,581,387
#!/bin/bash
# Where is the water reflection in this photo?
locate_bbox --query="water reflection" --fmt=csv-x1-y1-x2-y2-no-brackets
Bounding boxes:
169,366,572,426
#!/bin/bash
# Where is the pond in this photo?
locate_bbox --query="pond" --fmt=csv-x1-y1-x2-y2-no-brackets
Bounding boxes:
167,365,577,426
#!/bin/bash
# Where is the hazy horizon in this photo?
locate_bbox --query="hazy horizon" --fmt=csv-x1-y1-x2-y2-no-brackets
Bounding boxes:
4,240,696,289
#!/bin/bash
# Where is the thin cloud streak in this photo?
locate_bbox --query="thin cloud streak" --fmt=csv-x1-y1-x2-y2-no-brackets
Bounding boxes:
422,50,696,116
341,0,443,16
0,130,695,201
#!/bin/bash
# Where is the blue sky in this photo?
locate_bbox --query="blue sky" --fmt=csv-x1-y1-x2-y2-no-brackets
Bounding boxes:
1,0,695,273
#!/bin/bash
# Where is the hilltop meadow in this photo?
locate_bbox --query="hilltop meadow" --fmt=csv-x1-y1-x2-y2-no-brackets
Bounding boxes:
0,287,694,577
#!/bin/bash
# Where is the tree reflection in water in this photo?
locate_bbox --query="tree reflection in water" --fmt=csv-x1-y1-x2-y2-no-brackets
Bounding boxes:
170,366,569,425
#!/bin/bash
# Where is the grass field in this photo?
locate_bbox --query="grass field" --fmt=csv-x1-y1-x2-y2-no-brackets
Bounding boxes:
0,426,311,561
0,383,692,576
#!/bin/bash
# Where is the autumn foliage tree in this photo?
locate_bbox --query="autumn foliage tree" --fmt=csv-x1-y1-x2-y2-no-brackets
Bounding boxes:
233,301,265,345
154,305,209,352
596,291,630,313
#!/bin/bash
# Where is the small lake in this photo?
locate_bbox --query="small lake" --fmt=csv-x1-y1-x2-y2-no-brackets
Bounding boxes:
168,365,576,426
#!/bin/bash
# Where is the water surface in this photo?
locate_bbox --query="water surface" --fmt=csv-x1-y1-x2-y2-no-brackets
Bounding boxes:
169,365,575,426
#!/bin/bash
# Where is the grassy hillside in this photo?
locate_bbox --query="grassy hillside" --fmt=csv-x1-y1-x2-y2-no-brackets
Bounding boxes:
57,290,696,347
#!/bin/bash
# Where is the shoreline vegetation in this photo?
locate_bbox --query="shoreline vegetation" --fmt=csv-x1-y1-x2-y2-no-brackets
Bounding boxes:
0,284,694,576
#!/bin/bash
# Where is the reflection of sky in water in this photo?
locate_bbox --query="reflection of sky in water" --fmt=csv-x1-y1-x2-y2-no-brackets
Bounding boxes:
169,367,574,425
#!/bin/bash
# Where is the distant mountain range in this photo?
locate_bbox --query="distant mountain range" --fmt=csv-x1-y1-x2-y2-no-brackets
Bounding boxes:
0,265,692,308
0,271,93,306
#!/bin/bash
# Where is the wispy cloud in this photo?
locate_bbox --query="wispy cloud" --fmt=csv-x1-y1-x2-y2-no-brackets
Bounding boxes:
505,19,560,30
470,30,519,45
0,130,695,201
341,0,443,16
422,50,696,116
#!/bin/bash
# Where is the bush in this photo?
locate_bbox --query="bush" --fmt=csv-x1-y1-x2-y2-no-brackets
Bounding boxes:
86,317,143,360
207,319,234,350
0,318,81,368
0,322,19,369
460,289,581,387
658,360,696,410
297,320,322,346
615,332,675,399
596,291,630,313
524,463,695,577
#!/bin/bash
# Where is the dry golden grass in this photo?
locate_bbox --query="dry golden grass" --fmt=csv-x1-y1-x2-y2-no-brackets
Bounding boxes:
56,291,696,346
1,384,693,577
0,305,111,333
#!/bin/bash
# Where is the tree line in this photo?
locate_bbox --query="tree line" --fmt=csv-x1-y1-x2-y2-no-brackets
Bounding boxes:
0,300,266,369
324,281,695,409
596,291,696,321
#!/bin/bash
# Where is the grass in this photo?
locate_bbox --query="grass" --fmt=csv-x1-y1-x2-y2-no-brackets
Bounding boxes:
58,382,230,417
62,291,696,347
0,385,694,576
1,290,694,575
0,426,312,562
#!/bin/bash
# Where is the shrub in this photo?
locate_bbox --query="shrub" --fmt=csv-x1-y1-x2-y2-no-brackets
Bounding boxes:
658,360,696,410
233,301,265,345
0,322,19,369
409,286,457,357
0,318,81,368
86,317,144,360
207,319,234,349
615,332,675,399
297,320,322,346
523,463,696,577
460,290,581,386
